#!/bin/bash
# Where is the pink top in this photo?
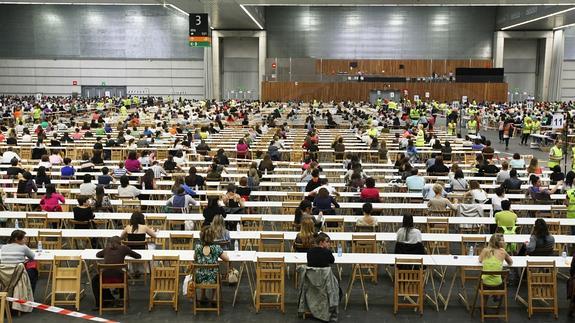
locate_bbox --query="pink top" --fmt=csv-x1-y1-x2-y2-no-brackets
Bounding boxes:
40,193,66,212
236,143,249,153
124,159,141,172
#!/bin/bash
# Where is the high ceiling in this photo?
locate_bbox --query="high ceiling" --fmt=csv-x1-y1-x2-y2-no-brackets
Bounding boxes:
2,0,575,30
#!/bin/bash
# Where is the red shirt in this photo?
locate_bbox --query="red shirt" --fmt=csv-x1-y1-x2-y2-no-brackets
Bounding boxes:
360,187,380,201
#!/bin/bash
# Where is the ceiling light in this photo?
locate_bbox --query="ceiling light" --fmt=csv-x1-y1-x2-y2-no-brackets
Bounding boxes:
553,22,575,30
501,6,575,30
240,4,264,30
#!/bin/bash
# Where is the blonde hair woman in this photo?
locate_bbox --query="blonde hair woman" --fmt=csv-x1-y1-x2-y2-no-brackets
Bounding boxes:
210,214,230,245
478,234,513,288
294,217,316,252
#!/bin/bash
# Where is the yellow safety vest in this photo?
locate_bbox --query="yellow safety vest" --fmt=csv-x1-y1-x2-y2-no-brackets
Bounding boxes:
567,189,575,218
467,120,477,132
448,122,456,135
522,120,532,134
410,109,420,120
531,121,541,134
415,130,425,147
548,146,563,168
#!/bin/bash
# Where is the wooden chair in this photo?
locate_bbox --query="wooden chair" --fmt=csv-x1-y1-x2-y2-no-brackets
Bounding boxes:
51,256,83,311
393,258,424,315
111,150,124,161
471,270,509,323
525,261,558,319
425,218,451,255
459,236,486,310
240,217,262,250
255,257,285,313
189,264,221,315
258,233,285,252
97,263,128,315
427,209,453,217
322,217,344,232
550,205,566,218
67,220,94,248
345,234,377,310
25,213,48,229
0,292,12,323
116,199,141,215
169,233,194,277
545,221,562,255
148,255,180,312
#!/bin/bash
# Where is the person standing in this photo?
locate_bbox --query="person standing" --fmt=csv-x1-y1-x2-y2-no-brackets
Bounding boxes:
548,140,563,170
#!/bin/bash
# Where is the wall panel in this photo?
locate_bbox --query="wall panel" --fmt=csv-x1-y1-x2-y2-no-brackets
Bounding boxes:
262,81,507,103
266,7,495,59
0,59,204,98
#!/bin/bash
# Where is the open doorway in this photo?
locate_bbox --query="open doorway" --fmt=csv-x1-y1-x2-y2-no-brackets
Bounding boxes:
81,86,127,98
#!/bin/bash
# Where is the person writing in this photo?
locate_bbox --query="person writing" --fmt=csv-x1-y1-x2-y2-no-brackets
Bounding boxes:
1,230,38,292
478,234,513,291
306,232,335,268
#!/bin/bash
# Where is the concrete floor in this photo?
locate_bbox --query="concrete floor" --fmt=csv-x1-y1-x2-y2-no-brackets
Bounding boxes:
11,128,572,323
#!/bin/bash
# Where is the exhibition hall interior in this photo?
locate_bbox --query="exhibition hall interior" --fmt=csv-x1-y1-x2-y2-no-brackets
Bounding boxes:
0,0,574,322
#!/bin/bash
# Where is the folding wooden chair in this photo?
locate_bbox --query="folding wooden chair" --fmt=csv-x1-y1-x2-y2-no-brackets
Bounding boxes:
345,234,377,310
550,205,566,218
97,263,128,315
394,258,424,315
189,264,221,315
116,199,141,217
25,213,47,229
459,236,486,311
0,292,11,323
425,218,451,255
169,233,194,277
471,270,509,323
146,215,167,248
524,261,558,319
255,257,285,313
240,217,262,250
51,256,83,311
148,255,180,312
258,233,285,252
322,217,344,232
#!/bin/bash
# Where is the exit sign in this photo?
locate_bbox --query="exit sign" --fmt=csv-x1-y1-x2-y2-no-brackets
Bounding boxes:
101,81,106,86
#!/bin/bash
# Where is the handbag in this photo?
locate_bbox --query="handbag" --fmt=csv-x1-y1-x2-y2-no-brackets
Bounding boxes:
227,268,239,284
182,274,194,297
24,260,38,270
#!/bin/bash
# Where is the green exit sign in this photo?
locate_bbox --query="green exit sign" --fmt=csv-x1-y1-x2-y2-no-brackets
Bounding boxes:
101,81,106,86
189,41,211,47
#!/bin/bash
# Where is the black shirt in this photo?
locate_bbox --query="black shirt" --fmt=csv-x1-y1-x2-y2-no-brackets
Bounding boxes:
236,186,251,197
73,206,95,228
502,177,522,190
6,137,17,145
164,160,177,171
7,166,24,177
35,175,51,187
306,247,335,268
305,179,322,192
202,206,227,226
98,175,113,187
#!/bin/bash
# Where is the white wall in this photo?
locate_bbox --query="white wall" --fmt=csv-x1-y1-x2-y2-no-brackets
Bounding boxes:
503,39,538,100
561,61,575,101
221,37,259,100
0,59,205,98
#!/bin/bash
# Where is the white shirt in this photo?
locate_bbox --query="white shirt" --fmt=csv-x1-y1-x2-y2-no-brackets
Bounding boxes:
118,185,141,198
79,182,97,196
491,195,508,212
312,184,337,196
2,151,20,163
21,134,32,142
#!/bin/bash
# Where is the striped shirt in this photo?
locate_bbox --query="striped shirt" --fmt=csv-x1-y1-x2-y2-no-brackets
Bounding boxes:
113,167,127,177
1,243,35,264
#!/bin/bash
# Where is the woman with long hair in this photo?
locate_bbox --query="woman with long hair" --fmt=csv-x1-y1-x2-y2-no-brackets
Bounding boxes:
94,185,113,212
521,218,555,256
1,230,38,292
313,187,340,215
39,184,65,212
478,234,513,288
35,165,51,188
210,214,230,247
194,227,229,302
92,236,141,310
140,169,155,190
294,217,316,252
120,211,156,243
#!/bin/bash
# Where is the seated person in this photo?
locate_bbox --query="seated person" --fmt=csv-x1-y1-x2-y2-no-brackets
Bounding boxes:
60,157,75,178
1,230,38,293
405,169,425,192
307,232,335,268
313,188,340,215
426,155,449,174
210,215,230,248
394,214,425,254
79,174,97,196
356,203,378,228
478,234,513,290
359,177,380,202
518,218,555,256
98,167,114,188
166,187,200,211
39,184,65,212
220,183,245,214
193,227,229,303
295,217,317,252
92,236,141,310
527,175,559,202
73,195,95,229
427,184,458,211
6,158,24,178
501,169,522,192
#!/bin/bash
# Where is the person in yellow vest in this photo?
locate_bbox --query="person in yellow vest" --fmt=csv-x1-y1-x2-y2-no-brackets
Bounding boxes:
571,145,575,172
367,125,378,139
133,96,140,106
548,140,563,169
388,101,397,111
531,118,541,135
409,108,420,126
564,187,575,235
467,117,478,135
415,124,425,147
521,116,532,145
119,105,127,117
376,97,382,108
447,120,457,136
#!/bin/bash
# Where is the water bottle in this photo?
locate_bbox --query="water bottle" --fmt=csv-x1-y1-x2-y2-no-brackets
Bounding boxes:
337,243,343,257
468,245,474,256
234,240,239,252
264,168,268,175
562,246,567,261
14,219,19,229
195,184,199,192
236,222,241,232
37,241,43,253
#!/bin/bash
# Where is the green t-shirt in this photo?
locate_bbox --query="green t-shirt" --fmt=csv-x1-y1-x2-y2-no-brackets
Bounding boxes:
495,210,517,228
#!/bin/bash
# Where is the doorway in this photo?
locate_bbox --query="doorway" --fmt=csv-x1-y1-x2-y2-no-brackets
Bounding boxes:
81,86,127,98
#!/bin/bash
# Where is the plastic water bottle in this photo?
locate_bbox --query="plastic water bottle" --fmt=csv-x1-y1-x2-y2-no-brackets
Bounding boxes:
14,219,19,229
337,243,343,257
195,184,199,192
234,240,239,252
468,245,474,256
264,168,268,175
562,246,567,262
37,241,43,253
236,222,241,232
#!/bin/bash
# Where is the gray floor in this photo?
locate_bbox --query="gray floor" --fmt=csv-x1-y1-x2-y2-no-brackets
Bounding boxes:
11,128,573,323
